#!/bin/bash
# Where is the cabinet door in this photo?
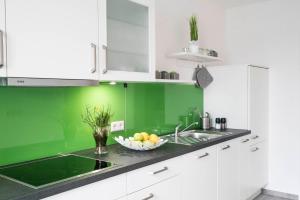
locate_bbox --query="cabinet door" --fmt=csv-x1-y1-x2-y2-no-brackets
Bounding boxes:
42,174,127,200
248,141,268,196
0,0,6,78
248,66,269,142
5,0,99,80
127,176,181,200
182,146,217,200
99,0,155,82
218,140,239,200
238,136,252,200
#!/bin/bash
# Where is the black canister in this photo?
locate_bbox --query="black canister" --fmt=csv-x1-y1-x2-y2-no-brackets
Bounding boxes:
221,118,227,130
215,118,221,130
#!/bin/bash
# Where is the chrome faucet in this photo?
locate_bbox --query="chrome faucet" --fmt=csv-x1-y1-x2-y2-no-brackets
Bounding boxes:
174,122,199,143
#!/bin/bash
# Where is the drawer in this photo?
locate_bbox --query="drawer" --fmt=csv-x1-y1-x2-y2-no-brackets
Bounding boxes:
43,174,127,200
249,133,264,145
184,145,217,160
127,157,182,194
127,176,181,200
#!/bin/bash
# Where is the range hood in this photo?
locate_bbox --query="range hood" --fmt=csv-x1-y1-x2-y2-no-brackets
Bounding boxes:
0,77,99,87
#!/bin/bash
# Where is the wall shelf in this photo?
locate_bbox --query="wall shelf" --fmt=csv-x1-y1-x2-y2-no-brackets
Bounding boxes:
155,79,195,85
168,52,222,63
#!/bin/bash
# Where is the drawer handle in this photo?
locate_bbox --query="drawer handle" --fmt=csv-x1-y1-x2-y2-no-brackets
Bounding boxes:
242,139,250,143
150,166,168,175
91,43,97,73
251,147,259,152
252,135,259,140
197,152,209,159
0,30,4,68
102,44,108,74
222,145,231,150
141,193,154,200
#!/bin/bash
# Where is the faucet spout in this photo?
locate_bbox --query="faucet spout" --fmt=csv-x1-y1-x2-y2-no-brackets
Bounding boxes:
174,122,199,143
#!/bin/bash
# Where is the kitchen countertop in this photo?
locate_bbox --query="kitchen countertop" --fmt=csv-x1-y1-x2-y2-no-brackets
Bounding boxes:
0,129,250,200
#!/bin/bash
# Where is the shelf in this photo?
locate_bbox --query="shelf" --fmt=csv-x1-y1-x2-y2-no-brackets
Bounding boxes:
155,79,195,85
168,52,222,63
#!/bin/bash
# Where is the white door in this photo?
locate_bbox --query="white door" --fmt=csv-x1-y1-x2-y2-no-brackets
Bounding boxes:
182,146,218,200
99,0,155,82
238,136,252,200
0,0,6,77
248,141,268,196
5,0,99,80
127,176,181,200
218,140,239,200
248,66,269,142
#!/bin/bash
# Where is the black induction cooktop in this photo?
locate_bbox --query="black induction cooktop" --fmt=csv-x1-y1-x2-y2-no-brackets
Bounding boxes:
0,155,115,188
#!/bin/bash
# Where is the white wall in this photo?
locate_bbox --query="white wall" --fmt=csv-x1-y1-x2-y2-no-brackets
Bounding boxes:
225,0,300,196
155,0,226,81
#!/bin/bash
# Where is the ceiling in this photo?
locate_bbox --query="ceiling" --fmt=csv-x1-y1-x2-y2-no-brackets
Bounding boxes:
210,0,271,8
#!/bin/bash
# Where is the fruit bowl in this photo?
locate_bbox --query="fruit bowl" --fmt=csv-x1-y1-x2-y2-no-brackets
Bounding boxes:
114,136,168,151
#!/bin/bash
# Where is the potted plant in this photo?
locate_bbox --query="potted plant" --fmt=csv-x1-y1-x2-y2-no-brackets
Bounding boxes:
82,105,113,155
189,15,199,53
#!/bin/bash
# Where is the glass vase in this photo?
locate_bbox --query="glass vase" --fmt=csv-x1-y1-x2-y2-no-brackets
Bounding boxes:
93,126,109,155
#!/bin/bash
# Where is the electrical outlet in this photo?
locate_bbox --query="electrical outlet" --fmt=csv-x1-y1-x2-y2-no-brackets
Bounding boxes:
111,120,125,132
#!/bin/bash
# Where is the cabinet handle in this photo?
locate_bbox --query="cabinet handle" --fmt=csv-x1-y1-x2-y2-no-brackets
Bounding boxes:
222,145,231,150
150,166,168,175
0,30,4,68
252,135,259,140
251,147,259,152
197,152,209,159
242,139,250,143
141,193,154,200
91,43,97,73
102,44,108,74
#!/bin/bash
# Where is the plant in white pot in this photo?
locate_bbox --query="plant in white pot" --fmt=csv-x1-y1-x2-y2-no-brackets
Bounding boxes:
189,15,199,53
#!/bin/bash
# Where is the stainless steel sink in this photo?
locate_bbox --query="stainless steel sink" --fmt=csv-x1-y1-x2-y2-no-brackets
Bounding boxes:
161,130,233,146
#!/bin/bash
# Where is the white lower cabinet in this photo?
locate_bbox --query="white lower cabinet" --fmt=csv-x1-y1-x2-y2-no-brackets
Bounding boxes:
126,156,182,194
248,141,268,197
127,176,181,200
218,140,239,200
238,136,252,200
42,137,267,200
42,174,127,200
239,137,268,200
182,146,218,200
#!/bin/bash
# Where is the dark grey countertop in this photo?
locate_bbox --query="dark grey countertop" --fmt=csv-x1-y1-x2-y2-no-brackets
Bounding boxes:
0,129,250,200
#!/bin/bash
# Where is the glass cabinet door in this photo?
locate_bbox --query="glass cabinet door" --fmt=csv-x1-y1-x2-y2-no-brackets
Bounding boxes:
107,0,149,73
100,0,154,81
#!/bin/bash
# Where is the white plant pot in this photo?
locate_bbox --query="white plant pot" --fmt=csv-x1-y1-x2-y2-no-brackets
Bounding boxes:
189,41,199,53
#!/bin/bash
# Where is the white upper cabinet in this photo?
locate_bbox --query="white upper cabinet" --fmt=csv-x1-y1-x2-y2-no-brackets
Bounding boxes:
99,0,155,82
5,0,99,80
0,0,6,78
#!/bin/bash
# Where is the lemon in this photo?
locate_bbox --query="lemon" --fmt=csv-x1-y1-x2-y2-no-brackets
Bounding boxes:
141,132,150,141
134,133,143,141
149,134,159,144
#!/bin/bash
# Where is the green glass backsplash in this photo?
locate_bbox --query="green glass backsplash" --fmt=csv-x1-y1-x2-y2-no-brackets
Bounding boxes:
0,83,203,166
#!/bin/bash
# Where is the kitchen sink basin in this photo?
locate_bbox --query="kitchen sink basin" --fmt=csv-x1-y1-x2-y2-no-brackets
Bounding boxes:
161,130,233,146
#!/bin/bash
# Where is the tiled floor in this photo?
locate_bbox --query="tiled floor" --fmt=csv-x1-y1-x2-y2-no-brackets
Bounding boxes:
254,194,292,200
